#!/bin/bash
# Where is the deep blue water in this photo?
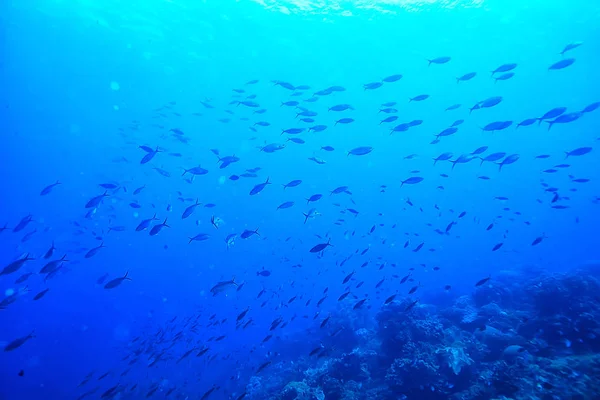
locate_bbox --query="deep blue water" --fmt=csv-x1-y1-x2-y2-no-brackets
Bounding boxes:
1,0,600,399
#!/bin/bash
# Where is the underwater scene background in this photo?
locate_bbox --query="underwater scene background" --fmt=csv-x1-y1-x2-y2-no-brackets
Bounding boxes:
1,0,600,399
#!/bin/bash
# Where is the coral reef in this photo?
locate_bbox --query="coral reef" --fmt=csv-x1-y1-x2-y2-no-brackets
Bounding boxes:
247,269,600,399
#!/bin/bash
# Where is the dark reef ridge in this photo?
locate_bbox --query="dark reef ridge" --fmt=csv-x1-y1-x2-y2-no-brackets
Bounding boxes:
246,265,600,400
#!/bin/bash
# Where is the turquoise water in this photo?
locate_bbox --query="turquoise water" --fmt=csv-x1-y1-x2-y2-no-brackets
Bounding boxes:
1,0,600,399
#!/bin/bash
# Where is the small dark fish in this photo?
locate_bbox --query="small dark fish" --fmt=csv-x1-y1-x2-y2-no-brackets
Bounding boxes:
256,361,271,373
427,56,451,65
380,116,398,124
85,242,105,259
306,194,323,204
241,228,260,239
401,177,424,186
4,331,35,351
517,118,537,128
40,181,61,196
491,63,517,75
531,235,545,246
494,72,514,82
182,199,202,219
410,94,429,102
250,178,270,195
149,218,170,236
456,72,476,83
582,101,600,113
104,272,132,289
353,298,367,309
277,201,294,210
546,112,582,130
549,58,575,70
560,42,582,55
85,191,108,208
475,276,491,286
565,147,592,158
335,118,355,125
405,299,419,311
348,146,373,156
283,179,302,189
382,74,403,83
310,239,332,253
33,289,50,300
1,254,34,275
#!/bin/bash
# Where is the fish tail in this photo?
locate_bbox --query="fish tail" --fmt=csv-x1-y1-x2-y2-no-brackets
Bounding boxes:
303,213,309,224
456,77,460,84
163,218,170,227
564,151,569,159
124,271,132,281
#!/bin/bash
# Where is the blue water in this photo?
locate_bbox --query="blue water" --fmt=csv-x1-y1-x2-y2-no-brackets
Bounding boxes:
2,0,600,399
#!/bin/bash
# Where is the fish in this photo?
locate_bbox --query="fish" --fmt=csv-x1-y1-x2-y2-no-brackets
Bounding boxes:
188,233,210,243
277,201,294,210
329,104,354,112
283,180,302,189
364,82,383,90
4,331,35,351
410,94,429,102
475,276,491,286
382,74,403,83
210,279,238,296
104,272,132,289
401,177,424,186
182,199,202,219
427,56,451,65
348,146,373,156
250,178,270,195
136,213,158,231
85,191,108,208
335,118,355,125
241,228,260,239
85,243,105,259
33,288,50,300
1,254,35,276
559,42,582,55
40,180,61,196
149,218,170,236
456,72,476,82
549,58,575,70
546,112,582,130
538,107,567,124
491,63,517,75
565,147,592,158
310,239,332,253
